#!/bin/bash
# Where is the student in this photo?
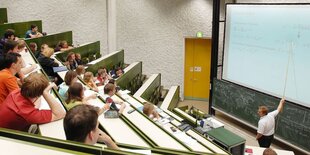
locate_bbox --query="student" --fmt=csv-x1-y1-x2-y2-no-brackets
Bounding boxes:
103,83,126,114
75,53,83,65
66,52,78,70
75,65,85,78
83,72,99,92
65,82,97,110
0,73,65,131
37,47,59,78
0,29,18,50
63,104,119,149
29,42,40,58
256,98,285,148
56,40,73,52
15,40,37,75
111,67,124,79
25,25,43,38
263,148,277,155
0,40,18,70
0,53,22,105
96,68,111,86
143,102,160,120
58,71,78,100
41,44,49,53
17,39,26,53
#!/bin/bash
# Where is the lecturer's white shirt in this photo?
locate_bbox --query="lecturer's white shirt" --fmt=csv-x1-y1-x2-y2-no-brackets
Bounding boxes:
257,110,279,136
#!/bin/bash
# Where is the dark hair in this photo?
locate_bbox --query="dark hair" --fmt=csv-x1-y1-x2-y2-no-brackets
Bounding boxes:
4,40,18,53
263,148,277,155
21,73,49,98
108,79,115,84
66,82,83,103
29,42,37,50
4,52,21,69
4,29,15,39
30,24,37,30
64,71,77,86
64,104,99,142
104,83,115,94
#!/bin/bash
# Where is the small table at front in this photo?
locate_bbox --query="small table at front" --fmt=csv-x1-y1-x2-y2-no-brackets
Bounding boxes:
207,127,246,155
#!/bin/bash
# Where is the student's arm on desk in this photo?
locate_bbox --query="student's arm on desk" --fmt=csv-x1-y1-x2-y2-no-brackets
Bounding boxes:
83,94,97,103
21,64,37,75
98,130,119,150
43,83,65,121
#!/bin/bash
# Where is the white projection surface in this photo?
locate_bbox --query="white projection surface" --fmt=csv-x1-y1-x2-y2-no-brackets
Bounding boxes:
223,4,310,108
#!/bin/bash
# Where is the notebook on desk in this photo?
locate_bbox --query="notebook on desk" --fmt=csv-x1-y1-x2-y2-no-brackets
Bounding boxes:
53,66,68,73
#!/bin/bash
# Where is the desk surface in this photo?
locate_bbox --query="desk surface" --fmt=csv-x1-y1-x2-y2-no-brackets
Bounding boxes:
112,95,189,151
98,113,150,148
245,145,295,155
0,136,88,155
207,127,245,147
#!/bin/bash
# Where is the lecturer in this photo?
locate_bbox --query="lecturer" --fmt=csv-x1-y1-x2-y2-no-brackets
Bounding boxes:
256,98,285,148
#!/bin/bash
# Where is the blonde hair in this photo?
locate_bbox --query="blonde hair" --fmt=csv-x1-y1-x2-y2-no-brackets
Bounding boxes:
42,47,54,58
83,72,94,83
143,102,155,116
17,40,26,50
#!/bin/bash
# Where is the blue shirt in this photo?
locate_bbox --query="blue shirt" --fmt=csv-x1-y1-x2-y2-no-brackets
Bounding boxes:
25,30,36,38
58,83,69,100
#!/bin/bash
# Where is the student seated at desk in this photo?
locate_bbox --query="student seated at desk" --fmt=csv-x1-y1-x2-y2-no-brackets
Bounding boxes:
25,24,43,39
64,104,119,149
66,82,111,114
0,73,65,132
110,67,124,79
96,68,111,86
1,41,27,86
84,72,99,92
65,52,78,70
0,29,19,50
16,40,37,75
75,65,85,78
103,83,126,114
75,53,83,65
29,42,40,58
58,71,78,100
143,102,160,121
0,52,22,105
65,82,97,110
55,40,73,52
38,47,60,84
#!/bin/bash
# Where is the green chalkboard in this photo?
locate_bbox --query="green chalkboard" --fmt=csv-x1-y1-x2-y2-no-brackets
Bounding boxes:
212,79,310,152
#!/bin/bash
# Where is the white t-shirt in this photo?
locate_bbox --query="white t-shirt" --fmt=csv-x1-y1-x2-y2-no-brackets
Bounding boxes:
257,110,279,136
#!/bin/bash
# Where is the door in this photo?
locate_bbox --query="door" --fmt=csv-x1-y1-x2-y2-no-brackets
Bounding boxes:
184,38,211,100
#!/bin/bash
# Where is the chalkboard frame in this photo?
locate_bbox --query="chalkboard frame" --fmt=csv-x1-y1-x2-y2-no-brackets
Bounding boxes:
222,3,310,109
